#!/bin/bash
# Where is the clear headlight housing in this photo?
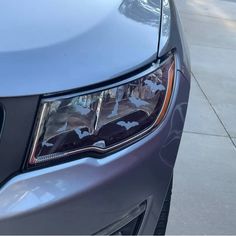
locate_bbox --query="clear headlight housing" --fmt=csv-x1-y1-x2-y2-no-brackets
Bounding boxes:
28,55,175,166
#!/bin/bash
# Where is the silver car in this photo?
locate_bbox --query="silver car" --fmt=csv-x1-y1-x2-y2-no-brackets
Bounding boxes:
0,0,190,234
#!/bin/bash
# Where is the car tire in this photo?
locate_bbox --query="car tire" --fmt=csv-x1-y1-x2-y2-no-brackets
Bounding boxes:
154,178,173,235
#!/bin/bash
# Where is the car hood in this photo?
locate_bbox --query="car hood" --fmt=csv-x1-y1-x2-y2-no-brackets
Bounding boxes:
0,0,161,97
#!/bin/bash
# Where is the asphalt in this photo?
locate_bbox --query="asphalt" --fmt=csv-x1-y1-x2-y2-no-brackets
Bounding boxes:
166,0,236,234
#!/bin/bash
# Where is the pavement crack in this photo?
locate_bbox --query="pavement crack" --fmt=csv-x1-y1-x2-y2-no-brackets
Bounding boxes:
179,10,236,23
190,43,236,52
184,130,228,138
191,72,236,149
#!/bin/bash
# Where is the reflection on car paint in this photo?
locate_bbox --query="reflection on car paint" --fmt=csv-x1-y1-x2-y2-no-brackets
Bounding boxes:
119,0,161,27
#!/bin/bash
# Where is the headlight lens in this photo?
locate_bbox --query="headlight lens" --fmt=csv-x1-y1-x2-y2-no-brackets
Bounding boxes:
28,55,175,166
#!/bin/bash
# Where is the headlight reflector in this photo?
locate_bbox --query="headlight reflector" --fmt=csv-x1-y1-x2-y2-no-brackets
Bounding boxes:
28,56,175,166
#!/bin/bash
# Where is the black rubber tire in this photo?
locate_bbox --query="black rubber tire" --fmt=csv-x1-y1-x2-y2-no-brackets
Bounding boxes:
154,178,173,235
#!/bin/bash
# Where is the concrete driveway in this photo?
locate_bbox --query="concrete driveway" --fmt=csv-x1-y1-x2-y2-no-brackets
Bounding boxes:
166,0,236,234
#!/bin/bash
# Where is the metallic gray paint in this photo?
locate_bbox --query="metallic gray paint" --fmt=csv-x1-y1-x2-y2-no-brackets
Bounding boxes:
0,0,161,97
0,0,191,234
0,70,190,234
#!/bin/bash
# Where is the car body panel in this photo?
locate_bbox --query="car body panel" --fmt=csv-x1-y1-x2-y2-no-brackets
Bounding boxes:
0,0,191,234
0,70,190,234
0,0,161,97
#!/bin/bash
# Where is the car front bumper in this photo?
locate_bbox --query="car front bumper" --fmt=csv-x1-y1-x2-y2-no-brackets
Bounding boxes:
0,70,190,235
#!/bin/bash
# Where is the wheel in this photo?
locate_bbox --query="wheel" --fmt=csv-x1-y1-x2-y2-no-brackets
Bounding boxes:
154,178,173,235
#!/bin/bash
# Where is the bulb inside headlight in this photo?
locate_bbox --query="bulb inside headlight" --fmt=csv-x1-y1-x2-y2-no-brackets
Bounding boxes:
28,55,175,166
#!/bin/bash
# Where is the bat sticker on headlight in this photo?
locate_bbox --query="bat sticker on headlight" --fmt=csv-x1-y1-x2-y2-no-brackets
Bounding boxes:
28,55,175,166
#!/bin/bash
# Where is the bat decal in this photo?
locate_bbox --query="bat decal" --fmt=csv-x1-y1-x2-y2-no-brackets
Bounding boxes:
117,121,139,130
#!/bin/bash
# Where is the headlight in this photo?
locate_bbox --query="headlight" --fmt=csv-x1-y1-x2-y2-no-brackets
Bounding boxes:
28,55,175,167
